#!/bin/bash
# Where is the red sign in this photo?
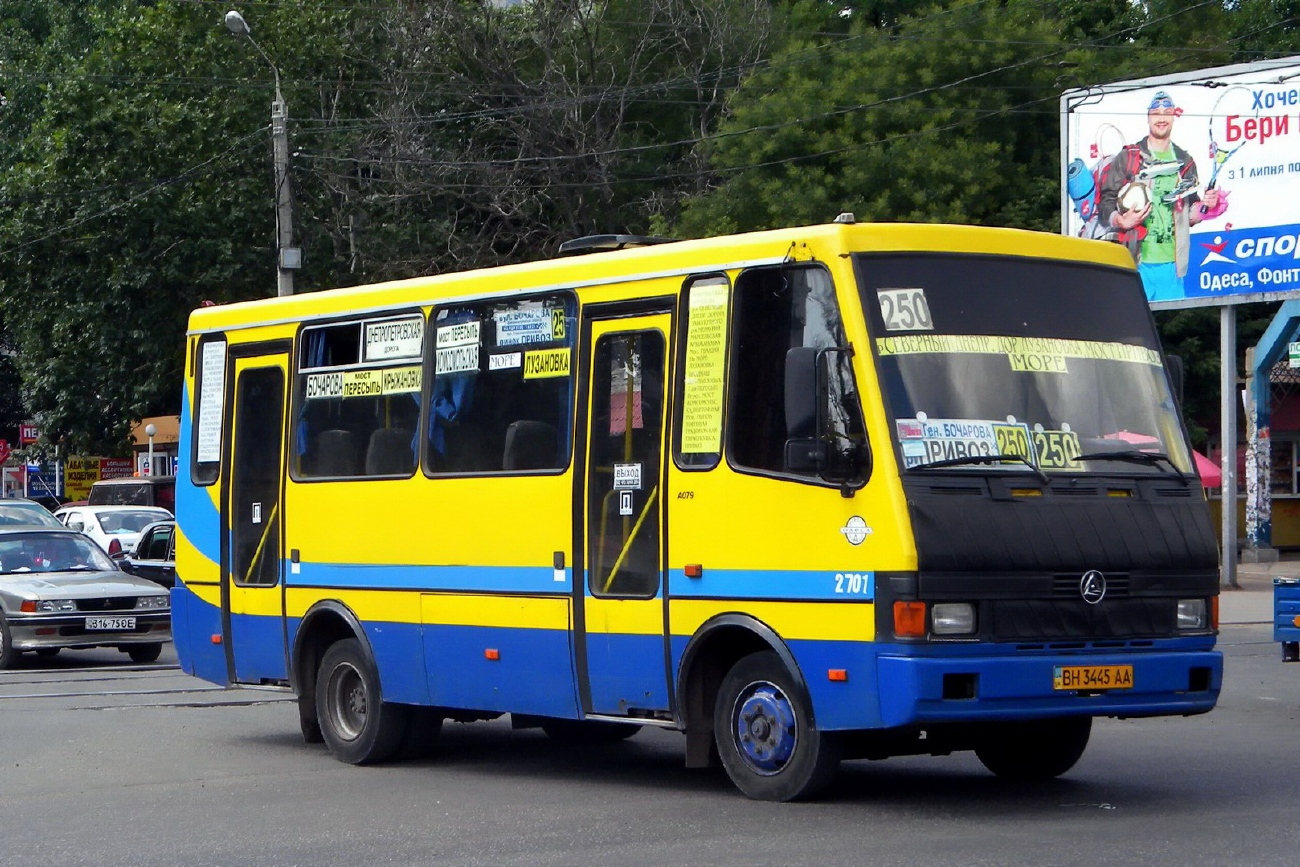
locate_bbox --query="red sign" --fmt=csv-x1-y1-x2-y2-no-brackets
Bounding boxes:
0,440,10,464
19,424,40,445
100,459,133,479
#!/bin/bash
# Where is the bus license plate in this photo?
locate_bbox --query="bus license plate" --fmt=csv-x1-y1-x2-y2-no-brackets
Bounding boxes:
1053,664,1133,690
86,616,135,631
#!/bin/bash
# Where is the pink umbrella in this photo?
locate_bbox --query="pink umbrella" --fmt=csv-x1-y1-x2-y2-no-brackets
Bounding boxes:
1102,431,1221,486
1192,450,1222,487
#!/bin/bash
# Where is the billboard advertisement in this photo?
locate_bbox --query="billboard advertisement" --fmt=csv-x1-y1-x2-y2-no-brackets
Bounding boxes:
1061,57,1300,309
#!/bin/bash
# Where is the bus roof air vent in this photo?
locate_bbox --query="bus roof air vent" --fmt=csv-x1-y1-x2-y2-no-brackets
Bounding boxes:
833,212,857,224
557,234,678,256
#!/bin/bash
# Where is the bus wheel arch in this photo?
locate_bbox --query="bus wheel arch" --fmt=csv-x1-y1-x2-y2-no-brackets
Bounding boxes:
292,601,369,746
676,615,811,770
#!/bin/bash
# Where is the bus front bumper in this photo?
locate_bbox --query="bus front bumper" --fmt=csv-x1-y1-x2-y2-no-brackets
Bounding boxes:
874,647,1222,728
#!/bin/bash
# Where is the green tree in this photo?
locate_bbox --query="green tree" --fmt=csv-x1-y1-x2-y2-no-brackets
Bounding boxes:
0,1,385,454
674,0,1169,237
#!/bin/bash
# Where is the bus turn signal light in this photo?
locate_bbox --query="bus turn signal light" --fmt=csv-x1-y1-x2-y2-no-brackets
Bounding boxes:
485,648,500,661
894,601,927,638
828,669,848,682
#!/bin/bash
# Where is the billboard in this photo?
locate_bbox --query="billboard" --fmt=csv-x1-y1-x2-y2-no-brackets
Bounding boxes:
1061,57,1300,309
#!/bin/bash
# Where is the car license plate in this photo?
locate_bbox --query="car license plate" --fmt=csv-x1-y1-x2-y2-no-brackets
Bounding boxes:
86,616,136,631
1053,664,1133,690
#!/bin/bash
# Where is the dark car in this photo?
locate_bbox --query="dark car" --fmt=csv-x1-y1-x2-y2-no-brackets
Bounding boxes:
0,526,172,667
119,520,176,588
87,476,175,512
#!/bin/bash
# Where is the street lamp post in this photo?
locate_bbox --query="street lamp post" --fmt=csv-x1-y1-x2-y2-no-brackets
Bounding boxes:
144,423,157,477
224,10,299,297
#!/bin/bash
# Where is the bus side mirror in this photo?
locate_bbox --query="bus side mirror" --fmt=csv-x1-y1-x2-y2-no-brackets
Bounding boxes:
783,346,867,495
784,347,825,472
784,347,818,440
785,438,827,472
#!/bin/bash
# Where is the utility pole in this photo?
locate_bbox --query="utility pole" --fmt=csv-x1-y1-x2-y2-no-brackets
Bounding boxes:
271,83,296,296
225,10,299,296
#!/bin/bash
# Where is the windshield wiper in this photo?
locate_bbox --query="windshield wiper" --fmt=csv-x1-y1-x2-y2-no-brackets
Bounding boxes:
909,453,1049,484
1073,449,1190,485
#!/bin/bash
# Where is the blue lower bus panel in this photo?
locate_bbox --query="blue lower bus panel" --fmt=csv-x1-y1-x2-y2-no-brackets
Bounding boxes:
1276,577,1300,661
872,643,1221,727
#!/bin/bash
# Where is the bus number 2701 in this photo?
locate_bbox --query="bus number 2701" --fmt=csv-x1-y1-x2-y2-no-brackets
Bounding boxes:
834,572,872,596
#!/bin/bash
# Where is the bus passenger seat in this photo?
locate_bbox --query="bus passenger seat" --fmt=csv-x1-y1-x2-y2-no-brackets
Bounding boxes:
365,428,415,475
502,420,557,471
315,429,363,477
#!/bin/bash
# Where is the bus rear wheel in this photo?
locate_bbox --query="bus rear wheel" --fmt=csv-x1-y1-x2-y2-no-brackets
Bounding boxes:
713,651,841,801
316,638,410,764
974,716,1092,781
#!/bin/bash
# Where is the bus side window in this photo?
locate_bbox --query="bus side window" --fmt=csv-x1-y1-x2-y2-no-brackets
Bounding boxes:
426,293,576,477
294,316,422,480
728,264,866,480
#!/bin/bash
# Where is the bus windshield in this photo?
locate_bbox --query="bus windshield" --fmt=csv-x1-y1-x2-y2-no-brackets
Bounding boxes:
857,252,1193,478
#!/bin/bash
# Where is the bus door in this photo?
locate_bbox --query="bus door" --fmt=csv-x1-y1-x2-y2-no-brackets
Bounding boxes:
577,312,672,716
222,348,290,685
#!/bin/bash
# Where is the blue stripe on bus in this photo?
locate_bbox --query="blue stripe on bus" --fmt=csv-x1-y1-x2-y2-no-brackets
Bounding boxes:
288,562,571,594
667,568,874,601
285,562,867,600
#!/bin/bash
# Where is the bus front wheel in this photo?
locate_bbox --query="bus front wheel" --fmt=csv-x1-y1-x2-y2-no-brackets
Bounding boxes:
974,716,1092,781
713,651,841,801
315,638,410,764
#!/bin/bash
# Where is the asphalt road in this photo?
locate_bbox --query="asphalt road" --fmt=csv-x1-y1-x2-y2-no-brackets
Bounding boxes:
0,628,1296,867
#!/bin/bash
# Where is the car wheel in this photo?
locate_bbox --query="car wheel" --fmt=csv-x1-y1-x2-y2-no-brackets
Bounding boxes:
974,717,1092,781
315,638,410,764
540,719,642,745
713,651,841,801
0,616,20,670
126,643,162,664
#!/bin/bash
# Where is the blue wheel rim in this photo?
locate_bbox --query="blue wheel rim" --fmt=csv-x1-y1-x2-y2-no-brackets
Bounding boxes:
732,680,798,775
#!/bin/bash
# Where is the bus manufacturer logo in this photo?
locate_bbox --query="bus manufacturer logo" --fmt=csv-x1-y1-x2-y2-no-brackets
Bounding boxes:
840,516,871,546
1079,570,1107,604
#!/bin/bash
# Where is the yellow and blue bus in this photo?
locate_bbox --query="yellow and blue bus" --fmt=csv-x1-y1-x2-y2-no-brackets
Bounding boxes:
173,219,1222,801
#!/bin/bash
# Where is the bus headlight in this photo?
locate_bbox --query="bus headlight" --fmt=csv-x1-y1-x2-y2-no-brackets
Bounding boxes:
1177,598,1208,630
931,603,976,636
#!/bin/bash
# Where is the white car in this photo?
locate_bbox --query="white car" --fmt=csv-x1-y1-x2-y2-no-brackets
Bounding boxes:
53,505,173,558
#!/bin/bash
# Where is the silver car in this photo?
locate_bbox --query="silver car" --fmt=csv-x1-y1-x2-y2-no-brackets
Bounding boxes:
0,526,171,667
0,498,65,529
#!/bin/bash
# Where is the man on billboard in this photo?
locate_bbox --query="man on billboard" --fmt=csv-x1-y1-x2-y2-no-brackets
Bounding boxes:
1098,90,1223,302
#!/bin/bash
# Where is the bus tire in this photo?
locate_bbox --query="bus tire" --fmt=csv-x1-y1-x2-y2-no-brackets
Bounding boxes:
713,651,841,801
315,638,409,764
540,719,642,745
974,716,1092,781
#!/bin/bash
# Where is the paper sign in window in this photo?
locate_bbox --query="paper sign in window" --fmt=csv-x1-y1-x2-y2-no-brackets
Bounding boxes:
680,280,729,454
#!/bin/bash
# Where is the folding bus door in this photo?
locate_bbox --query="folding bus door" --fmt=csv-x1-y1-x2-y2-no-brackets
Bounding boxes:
577,311,672,716
222,349,290,685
